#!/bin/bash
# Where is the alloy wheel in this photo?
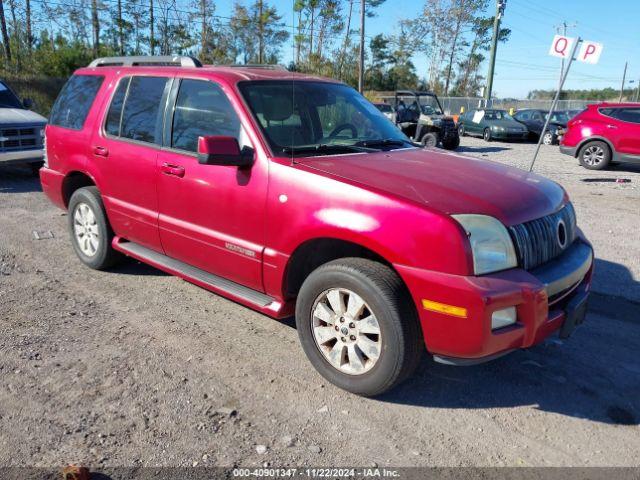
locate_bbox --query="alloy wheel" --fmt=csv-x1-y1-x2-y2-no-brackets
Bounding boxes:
311,288,382,375
583,145,605,166
73,202,100,257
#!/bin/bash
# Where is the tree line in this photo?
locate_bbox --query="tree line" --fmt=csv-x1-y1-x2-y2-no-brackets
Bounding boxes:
528,87,638,101
0,0,509,96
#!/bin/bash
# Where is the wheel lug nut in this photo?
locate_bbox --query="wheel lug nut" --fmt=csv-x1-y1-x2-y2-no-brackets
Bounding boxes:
349,322,355,328
335,326,339,331
340,318,344,323
341,337,346,342
350,335,356,341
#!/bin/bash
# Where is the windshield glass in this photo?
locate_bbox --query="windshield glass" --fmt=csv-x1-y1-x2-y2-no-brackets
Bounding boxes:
0,82,23,109
484,110,513,121
376,103,392,113
239,81,411,156
546,111,569,123
418,95,443,115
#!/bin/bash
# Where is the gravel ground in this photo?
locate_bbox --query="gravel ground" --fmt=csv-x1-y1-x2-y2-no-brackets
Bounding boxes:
0,139,639,471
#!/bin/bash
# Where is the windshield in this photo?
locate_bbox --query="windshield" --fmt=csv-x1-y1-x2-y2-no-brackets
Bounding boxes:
0,82,23,109
484,110,513,121
239,81,411,157
547,112,569,123
418,95,443,115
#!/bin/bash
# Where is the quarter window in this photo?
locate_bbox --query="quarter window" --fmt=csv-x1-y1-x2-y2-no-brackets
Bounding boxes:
49,75,104,130
171,79,241,152
105,77,130,136
119,76,170,144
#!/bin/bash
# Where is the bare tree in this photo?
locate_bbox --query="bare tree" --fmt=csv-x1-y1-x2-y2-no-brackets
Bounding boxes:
0,0,11,63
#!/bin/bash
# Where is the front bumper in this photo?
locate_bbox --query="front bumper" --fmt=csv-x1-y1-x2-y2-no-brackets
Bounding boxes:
0,148,44,165
395,239,593,362
559,145,578,157
493,131,529,141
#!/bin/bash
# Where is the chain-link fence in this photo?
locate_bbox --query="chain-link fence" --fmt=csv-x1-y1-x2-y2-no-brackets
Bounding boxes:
439,97,593,115
372,92,595,116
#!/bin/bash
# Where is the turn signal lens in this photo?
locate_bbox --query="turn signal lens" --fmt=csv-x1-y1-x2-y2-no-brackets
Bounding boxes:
422,299,467,318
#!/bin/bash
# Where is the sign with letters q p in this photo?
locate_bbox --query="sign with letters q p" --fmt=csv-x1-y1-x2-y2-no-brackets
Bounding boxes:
577,41,603,64
549,35,575,59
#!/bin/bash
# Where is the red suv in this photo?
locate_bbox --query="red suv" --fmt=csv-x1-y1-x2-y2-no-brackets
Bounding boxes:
560,103,640,170
40,56,594,396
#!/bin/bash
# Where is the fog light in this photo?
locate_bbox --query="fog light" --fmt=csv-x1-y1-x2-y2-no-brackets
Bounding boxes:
491,307,517,330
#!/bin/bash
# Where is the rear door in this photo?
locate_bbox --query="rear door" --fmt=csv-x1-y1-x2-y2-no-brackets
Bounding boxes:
609,108,640,157
91,75,172,252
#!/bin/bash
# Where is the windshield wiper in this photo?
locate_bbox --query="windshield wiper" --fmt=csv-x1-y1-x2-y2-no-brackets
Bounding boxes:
282,144,372,156
354,138,415,149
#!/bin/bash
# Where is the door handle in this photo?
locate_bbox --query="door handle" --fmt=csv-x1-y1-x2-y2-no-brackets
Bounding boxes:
161,163,185,178
93,146,109,157
607,124,618,129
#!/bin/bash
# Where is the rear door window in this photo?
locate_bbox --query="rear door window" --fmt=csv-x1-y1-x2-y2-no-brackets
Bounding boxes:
49,75,104,130
614,108,640,124
118,76,170,144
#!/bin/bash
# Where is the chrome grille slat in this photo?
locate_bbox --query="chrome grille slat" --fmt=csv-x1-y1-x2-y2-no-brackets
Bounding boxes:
509,203,577,270
0,125,42,152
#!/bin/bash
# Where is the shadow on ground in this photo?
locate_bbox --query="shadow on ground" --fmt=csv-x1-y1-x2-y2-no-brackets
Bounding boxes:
456,145,512,154
0,166,42,193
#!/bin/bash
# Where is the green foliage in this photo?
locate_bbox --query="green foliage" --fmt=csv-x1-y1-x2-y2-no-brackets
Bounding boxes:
528,88,637,101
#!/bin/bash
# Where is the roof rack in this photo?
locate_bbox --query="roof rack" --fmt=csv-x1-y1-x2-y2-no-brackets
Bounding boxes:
88,55,202,68
228,64,288,71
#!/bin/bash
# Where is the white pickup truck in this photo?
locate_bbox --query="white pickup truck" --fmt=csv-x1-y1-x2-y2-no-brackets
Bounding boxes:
0,80,46,173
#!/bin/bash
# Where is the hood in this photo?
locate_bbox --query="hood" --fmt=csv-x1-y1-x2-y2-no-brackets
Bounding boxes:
296,148,566,226
0,108,47,125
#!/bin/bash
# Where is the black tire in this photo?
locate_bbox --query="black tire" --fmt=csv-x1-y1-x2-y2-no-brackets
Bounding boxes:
458,124,466,136
483,128,492,142
295,258,423,397
421,132,439,148
68,186,123,270
578,140,611,170
442,136,460,150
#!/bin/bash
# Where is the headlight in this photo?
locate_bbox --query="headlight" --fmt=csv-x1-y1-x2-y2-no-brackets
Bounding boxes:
492,125,504,131
452,215,518,275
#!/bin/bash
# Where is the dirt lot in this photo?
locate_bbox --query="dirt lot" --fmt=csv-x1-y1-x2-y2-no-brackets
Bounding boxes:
1,138,639,471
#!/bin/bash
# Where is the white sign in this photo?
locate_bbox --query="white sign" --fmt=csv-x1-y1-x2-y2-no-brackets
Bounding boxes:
577,41,603,64
549,35,575,59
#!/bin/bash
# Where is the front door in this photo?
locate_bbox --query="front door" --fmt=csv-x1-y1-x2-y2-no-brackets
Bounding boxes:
92,75,172,252
156,78,268,291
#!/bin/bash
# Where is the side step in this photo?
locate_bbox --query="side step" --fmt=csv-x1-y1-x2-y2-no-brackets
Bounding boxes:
115,240,275,308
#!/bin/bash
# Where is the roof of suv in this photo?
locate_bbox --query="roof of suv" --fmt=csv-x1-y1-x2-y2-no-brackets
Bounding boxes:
75,64,336,84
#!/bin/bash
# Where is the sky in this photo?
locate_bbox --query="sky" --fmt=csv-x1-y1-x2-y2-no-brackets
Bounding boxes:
214,0,640,99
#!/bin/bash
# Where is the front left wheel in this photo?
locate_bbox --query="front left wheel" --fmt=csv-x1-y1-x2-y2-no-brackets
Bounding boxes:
68,186,123,270
295,258,423,397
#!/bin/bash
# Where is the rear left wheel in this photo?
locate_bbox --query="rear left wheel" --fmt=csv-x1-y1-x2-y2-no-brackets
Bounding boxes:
542,131,554,145
578,141,611,170
295,258,423,397
68,186,123,270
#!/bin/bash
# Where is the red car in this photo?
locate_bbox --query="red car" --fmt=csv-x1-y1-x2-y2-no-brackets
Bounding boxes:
560,102,640,170
40,56,594,396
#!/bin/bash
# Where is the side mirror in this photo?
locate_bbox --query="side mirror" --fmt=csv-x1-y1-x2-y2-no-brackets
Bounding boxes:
197,136,254,168
23,98,34,109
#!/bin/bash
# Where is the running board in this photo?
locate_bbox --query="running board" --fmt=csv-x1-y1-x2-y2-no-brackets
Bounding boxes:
115,240,275,308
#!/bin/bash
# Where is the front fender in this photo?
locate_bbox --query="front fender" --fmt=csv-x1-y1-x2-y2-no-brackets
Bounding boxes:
262,160,472,297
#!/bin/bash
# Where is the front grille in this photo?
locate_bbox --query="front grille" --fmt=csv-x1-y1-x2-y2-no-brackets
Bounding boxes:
509,203,577,270
0,125,42,152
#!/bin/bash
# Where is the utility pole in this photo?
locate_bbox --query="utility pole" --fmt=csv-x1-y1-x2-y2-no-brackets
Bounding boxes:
635,78,640,102
619,61,628,102
485,0,506,107
358,0,365,93
555,21,576,90
529,38,582,172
